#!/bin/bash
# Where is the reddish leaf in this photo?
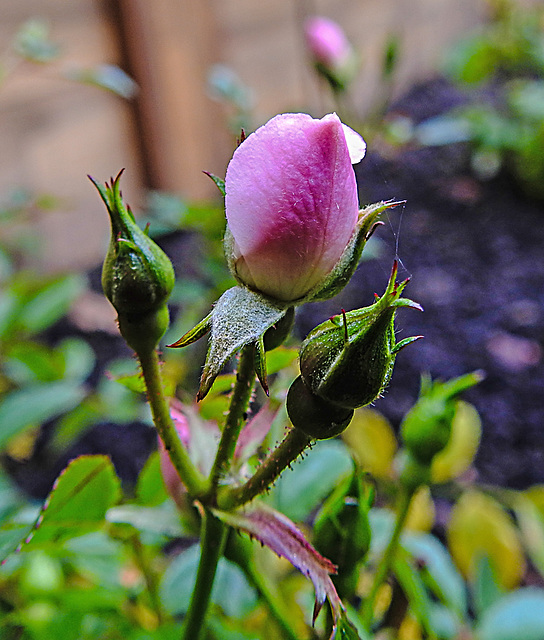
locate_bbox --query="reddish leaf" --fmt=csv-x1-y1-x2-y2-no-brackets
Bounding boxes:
213,502,343,624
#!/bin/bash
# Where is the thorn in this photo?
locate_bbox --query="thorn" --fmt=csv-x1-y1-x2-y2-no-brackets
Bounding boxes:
341,309,348,343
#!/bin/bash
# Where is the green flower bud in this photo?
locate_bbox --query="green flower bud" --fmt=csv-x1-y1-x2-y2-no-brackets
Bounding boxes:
91,170,175,352
286,375,353,440
401,370,484,466
397,449,432,492
299,262,422,410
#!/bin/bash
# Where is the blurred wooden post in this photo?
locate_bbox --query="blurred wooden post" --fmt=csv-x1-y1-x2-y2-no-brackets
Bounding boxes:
117,0,230,198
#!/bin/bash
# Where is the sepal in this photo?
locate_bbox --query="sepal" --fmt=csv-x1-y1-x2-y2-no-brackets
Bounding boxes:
305,200,402,303
169,286,291,400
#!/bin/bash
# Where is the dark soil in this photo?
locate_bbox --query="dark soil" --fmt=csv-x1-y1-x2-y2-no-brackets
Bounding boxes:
299,78,544,489
6,78,544,495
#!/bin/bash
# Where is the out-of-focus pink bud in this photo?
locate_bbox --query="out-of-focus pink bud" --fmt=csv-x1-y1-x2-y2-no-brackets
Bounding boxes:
158,405,191,509
225,112,366,302
304,16,352,72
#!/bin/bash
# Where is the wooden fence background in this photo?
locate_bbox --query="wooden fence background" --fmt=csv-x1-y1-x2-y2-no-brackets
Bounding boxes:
1,0,490,274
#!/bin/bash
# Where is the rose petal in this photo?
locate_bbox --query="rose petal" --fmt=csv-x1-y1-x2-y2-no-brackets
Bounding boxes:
225,112,360,301
342,123,366,164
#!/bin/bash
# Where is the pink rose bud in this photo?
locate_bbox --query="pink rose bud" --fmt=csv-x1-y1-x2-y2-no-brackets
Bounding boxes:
304,16,352,71
225,112,366,302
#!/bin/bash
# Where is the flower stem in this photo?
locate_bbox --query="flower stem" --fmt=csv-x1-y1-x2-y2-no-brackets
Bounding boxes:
207,344,257,496
180,344,257,638
130,532,165,626
182,509,228,640
216,427,311,510
138,347,207,498
360,486,414,630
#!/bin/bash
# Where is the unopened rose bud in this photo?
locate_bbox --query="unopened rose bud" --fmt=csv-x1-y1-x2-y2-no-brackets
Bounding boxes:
224,112,366,303
304,16,356,91
286,375,354,440
401,371,484,465
298,262,422,410
91,170,175,352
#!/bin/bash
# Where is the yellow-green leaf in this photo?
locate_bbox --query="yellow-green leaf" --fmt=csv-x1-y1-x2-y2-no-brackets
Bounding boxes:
431,401,481,483
447,490,525,589
342,408,397,479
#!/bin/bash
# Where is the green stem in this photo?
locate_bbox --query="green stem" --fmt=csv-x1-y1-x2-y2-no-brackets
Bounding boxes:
182,510,228,640
138,348,207,497
130,533,165,625
217,427,311,510
207,344,257,495
361,487,414,630
181,345,257,638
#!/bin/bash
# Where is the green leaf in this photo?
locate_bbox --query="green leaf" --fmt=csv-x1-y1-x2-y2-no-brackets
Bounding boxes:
477,588,544,640
0,381,86,449
268,439,353,521
57,338,96,382
0,521,34,562
136,452,169,506
64,531,125,590
264,346,299,375
4,341,64,383
17,273,86,334
393,554,433,634
106,503,184,537
404,532,467,618
22,455,121,549
473,555,504,617
160,545,257,617
514,490,544,582
333,610,366,639
0,472,25,523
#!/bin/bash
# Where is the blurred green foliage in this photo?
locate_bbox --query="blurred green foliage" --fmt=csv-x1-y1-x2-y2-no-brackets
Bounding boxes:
415,0,544,199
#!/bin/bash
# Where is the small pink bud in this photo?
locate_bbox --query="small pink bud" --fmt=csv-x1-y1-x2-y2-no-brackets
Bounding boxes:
304,16,352,72
225,112,365,302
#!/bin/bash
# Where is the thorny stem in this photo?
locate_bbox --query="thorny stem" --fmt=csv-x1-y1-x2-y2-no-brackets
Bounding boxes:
216,427,311,510
207,343,257,496
138,348,207,497
182,509,228,640
360,486,414,630
182,343,257,638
